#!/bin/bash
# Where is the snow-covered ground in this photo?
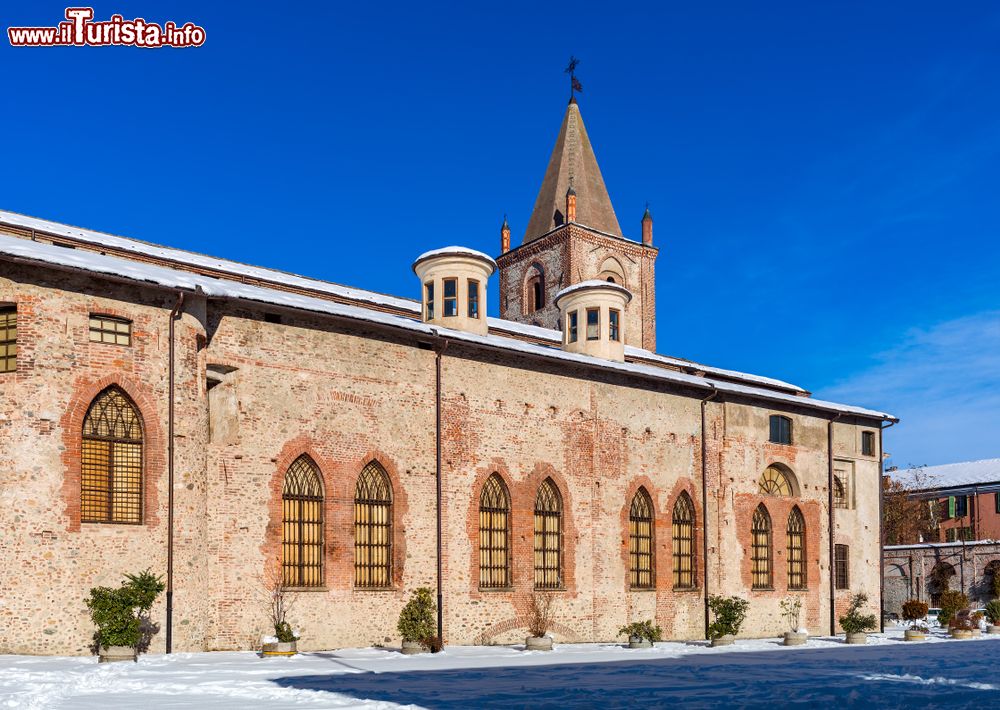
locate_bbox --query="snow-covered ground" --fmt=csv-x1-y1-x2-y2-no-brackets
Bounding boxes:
2,626,998,709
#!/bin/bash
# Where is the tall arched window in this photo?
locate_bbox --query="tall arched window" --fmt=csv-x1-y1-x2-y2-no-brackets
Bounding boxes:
629,488,654,589
534,478,562,589
672,492,696,590
524,264,545,314
282,455,324,587
787,506,806,590
758,465,793,496
479,474,511,589
355,461,393,588
751,504,772,589
833,476,847,509
81,386,143,524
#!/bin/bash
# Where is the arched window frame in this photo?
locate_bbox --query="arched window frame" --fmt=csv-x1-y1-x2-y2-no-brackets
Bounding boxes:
751,504,773,590
354,461,393,589
524,263,545,314
628,487,655,590
786,506,806,590
479,474,511,589
672,491,696,590
833,476,848,509
533,477,562,590
758,465,795,497
281,455,324,588
81,386,144,524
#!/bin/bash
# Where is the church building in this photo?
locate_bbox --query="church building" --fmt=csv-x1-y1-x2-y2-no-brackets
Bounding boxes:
0,98,895,655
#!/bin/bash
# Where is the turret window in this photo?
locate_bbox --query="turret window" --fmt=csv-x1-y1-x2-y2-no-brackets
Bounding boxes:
609,309,620,342
567,311,578,343
443,278,458,317
424,282,434,320
468,280,480,319
586,308,599,340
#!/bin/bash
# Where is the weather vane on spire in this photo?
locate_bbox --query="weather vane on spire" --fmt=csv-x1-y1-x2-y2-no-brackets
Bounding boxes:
565,56,583,100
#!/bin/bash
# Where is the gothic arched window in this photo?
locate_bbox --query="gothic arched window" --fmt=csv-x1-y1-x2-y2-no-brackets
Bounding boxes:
355,461,393,588
672,492,696,590
282,455,324,587
81,386,143,524
534,478,562,589
629,487,654,589
751,504,773,589
787,506,806,590
479,474,511,589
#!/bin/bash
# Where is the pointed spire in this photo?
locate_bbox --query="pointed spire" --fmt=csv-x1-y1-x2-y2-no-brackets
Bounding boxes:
641,203,652,245
500,214,511,254
522,101,622,243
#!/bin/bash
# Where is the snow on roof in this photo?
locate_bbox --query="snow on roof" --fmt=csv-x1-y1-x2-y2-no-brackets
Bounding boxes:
0,234,896,422
623,346,807,394
411,246,497,274
553,279,632,304
890,458,1000,492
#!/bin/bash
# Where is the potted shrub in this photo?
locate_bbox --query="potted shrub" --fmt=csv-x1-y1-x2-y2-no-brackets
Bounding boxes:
985,600,1000,634
949,610,974,640
707,595,749,647
619,620,662,649
525,593,556,651
85,569,165,663
970,611,985,637
839,592,878,644
779,597,807,646
397,587,437,655
260,559,300,657
901,599,929,641
937,589,968,629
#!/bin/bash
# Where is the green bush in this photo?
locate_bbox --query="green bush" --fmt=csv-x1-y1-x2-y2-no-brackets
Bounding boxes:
707,595,749,640
619,620,662,643
938,589,969,627
901,599,928,623
984,600,1000,626
839,592,878,634
85,569,165,651
397,587,436,643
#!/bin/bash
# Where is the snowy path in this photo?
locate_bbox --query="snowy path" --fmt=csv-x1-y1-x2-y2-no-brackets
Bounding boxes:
1,628,998,709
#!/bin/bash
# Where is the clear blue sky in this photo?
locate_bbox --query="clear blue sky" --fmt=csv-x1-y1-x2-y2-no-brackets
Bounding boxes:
3,2,999,467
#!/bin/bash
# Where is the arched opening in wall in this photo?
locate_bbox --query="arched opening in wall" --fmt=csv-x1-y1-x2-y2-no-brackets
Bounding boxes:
523,263,545,314
786,506,806,590
479,474,511,589
928,561,956,606
628,487,654,589
81,386,144,524
833,476,848,509
983,560,1000,601
282,455,324,587
533,477,562,590
672,492,696,590
596,256,626,288
758,464,798,497
751,504,773,590
884,563,911,606
355,461,393,589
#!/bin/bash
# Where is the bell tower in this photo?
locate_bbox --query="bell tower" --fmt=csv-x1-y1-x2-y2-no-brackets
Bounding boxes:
495,98,658,351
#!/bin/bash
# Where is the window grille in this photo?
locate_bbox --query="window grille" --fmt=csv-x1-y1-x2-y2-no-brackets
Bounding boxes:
282,455,324,587
672,492,696,590
758,466,792,496
81,387,143,524
833,476,847,509
769,415,792,445
89,314,132,346
629,488,654,589
479,474,511,589
609,309,620,342
834,544,849,589
586,308,599,340
0,307,15,373
751,504,772,589
534,478,562,589
468,280,480,319
355,461,393,588
787,507,806,590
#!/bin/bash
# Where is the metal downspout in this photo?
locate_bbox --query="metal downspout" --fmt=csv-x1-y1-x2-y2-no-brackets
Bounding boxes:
827,413,842,636
879,419,896,634
700,387,718,639
166,291,185,654
435,338,449,645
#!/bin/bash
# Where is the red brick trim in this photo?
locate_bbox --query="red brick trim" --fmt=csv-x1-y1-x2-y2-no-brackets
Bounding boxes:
513,462,577,595
347,449,409,590
59,374,164,532
465,462,515,597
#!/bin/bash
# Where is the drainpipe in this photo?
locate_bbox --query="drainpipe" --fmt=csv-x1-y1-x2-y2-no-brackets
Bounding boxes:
435,337,449,645
700,386,718,639
827,413,842,636
166,291,185,654
878,419,896,634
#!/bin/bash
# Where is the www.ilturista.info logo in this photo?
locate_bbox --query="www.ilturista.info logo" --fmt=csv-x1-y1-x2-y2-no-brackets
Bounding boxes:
8,7,206,47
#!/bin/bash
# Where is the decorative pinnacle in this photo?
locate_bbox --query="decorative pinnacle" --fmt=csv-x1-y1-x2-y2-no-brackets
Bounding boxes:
565,56,583,102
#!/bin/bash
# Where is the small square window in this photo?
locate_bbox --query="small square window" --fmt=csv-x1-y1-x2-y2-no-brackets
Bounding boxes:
769,415,792,445
0,307,16,373
443,279,458,317
609,309,620,342
586,308,599,340
567,311,578,343
424,282,434,320
89,315,132,346
861,431,875,456
468,280,480,319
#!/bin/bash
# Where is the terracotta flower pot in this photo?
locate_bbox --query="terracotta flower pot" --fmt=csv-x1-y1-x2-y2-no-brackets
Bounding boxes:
783,631,808,646
99,645,136,663
903,629,926,642
400,640,427,655
710,634,735,647
627,635,652,649
525,636,553,651
845,632,867,645
261,640,297,657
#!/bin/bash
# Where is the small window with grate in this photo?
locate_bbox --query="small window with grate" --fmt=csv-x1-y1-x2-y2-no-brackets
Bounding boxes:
0,306,15,373
769,415,792,445
89,314,132,346
861,431,875,456
834,544,849,589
